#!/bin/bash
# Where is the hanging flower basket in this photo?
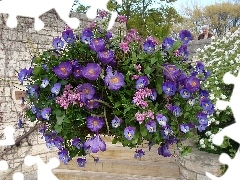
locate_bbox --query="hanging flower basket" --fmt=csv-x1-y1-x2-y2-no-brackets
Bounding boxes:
18,12,214,167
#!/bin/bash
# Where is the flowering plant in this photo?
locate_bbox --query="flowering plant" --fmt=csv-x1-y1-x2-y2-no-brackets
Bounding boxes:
196,28,240,158
18,11,212,167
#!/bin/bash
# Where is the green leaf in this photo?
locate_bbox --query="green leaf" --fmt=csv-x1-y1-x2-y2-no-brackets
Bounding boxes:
112,138,118,144
150,57,158,64
54,124,62,133
56,114,65,125
124,107,131,114
140,123,148,137
156,80,163,95
34,57,41,63
33,66,42,75
144,66,152,75
169,40,182,53
59,80,68,85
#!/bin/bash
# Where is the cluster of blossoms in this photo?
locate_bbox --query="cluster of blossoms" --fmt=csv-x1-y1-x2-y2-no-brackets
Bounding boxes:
18,11,214,166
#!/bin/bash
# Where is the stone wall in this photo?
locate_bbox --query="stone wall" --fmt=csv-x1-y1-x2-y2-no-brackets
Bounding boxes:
0,9,217,179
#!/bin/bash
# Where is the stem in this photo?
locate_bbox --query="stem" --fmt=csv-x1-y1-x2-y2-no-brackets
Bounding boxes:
93,99,112,109
104,107,110,134
155,65,175,82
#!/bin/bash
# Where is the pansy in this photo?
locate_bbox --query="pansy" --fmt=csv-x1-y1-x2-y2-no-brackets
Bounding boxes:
197,112,208,124
200,98,213,111
180,124,190,133
53,37,64,50
73,66,83,79
188,98,195,106
31,105,39,114
89,38,106,52
161,126,172,139
62,29,75,44
58,149,70,165
86,116,105,132
85,97,100,110
41,108,51,120
171,105,181,117
134,149,145,159
196,61,205,74
17,119,23,129
18,68,32,84
72,138,83,149
179,30,192,44
162,81,177,96
77,158,87,167
83,135,106,153
53,61,73,79
136,76,149,90
51,83,61,96
180,88,190,99
82,63,101,81
104,66,125,91
77,83,96,101
163,65,181,81
197,124,208,132
178,44,189,58
53,136,64,149
143,39,155,53
124,126,135,140
40,78,49,88
105,31,113,40
162,37,175,50
149,89,157,101
111,116,122,128
185,76,200,93
98,50,115,64
199,90,209,99
158,144,171,157
156,114,168,126
145,121,156,132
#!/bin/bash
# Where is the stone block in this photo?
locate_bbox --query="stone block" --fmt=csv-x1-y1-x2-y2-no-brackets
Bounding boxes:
179,165,197,180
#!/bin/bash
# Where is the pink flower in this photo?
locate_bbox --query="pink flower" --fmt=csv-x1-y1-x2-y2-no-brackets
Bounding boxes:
98,10,109,18
134,64,142,73
135,111,145,124
117,15,127,23
132,87,152,109
119,42,130,53
89,22,96,30
146,36,158,45
132,75,140,80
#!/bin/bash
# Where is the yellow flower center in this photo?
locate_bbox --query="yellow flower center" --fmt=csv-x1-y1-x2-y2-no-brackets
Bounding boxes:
127,133,132,137
93,120,98,126
94,40,99,44
110,77,119,83
191,81,196,87
60,67,67,74
169,67,174,71
84,89,89,94
88,69,94,75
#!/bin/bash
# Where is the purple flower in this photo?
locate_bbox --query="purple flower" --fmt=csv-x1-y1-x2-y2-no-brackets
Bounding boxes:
134,149,145,159
143,39,155,53
18,68,32,84
200,98,213,111
31,105,39,114
124,126,135,140
77,158,87,167
82,63,101,81
156,114,168,126
62,30,75,44
171,105,181,117
188,98,195,106
53,136,64,149
104,66,125,91
161,126,172,139
77,83,96,101
163,65,181,81
81,36,92,44
53,61,73,79
89,38,106,52
53,37,64,50
158,144,171,157
17,119,23,129
185,76,200,93
145,121,156,132
72,138,83,149
83,135,106,153
40,78,49,88
162,81,177,96
46,140,55,150
111,116,122,128
85,97,100,110
41,108,51,120
86,116,105,132
162,37,175,50
105,31,113,40
73,66,83,79
180,88,190,99
81,28,93,37
197,112,208,125
117,15,127,23
197,124,207,132
199,90,209,99
178,44,189,57
136,76,149,90
51,83,61,96
149,89,157,101
180,124,190,133
98,50,115,64
179,30,192,44
196,61,205,74
58,149,70,165
42,64,49,71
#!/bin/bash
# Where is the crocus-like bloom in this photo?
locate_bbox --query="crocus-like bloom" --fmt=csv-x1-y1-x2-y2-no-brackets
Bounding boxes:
104,66,125,91
89,38,106,52
145,121,156,132
82,63,101,81
171,105,181,117
83,135,106,153
156,114,168,126
72,138,83,149
158,144,171,157
53,136,64,149
180,88,190,99
77,158,87,167
53,61,73,79
77,83,96,101
51,83,61,96
199,90,209,99
85,97,100,110
136,76,149,90
40,78,49,88
162,81,177,96
185,76,200,93
53,37,64,50
149,89,157,101
163,64,181,81
62,29,75,44
41,108,51,120
180,124,190,133
134,149,145,159
117,15,127,23
98,50,115,64
105,31,113,40
162,37,175,50
73,66,83,79
58,149,70,165
179,30,192,44
124,126,135,140
111,116,122,128
188,98,195,106
86,116,104,132
200,98,213,111
143,39,155,53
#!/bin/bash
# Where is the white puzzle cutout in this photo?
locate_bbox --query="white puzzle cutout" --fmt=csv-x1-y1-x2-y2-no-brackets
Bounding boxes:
0,0,80,31
206,68,240,180
86,0,122,30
